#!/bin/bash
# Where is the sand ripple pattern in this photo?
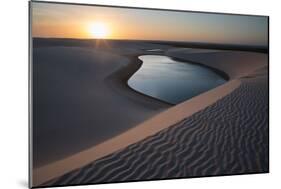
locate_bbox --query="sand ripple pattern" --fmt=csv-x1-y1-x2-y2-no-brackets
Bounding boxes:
44,73,269,186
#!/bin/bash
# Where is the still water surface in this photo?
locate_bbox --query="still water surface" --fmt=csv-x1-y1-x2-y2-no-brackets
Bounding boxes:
128,55,226,104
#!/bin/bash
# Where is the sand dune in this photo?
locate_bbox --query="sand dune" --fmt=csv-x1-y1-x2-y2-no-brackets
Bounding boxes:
33,47,268,187
33,79,239,186
166,48,267,78
33,46,171,168
44,60,268,186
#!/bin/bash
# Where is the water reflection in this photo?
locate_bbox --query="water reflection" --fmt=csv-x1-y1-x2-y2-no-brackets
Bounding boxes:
128,55,226,104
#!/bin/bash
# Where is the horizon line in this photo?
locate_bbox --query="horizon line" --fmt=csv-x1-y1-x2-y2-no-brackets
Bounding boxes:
32,36,269,49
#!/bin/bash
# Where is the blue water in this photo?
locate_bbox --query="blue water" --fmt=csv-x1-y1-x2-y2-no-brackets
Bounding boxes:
128,55,227,104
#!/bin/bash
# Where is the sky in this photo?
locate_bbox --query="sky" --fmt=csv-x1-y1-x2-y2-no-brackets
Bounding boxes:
32,2,268,46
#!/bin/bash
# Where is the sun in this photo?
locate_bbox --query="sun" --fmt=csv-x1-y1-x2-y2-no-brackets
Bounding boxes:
89,22,109,39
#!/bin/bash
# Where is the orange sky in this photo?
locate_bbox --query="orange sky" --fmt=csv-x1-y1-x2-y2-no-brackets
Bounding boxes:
32,2,268,46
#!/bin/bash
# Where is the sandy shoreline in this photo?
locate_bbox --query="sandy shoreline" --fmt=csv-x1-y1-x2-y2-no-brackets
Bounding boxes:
33,42,268,187
105,55,174,107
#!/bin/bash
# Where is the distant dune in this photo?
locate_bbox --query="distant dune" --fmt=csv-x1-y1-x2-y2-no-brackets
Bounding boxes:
31,39,268,187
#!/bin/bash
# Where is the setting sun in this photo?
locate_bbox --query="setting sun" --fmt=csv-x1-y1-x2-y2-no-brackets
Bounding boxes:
89,22,109,39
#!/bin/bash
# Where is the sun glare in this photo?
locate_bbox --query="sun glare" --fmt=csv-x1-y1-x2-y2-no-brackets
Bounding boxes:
89,22,109,39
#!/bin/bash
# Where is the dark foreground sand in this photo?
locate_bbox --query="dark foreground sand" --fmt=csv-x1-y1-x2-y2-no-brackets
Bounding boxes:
33,43,172,168
32,39,268,187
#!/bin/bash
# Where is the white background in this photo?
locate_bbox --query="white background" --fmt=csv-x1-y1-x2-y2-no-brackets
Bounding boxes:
0,0,279,188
